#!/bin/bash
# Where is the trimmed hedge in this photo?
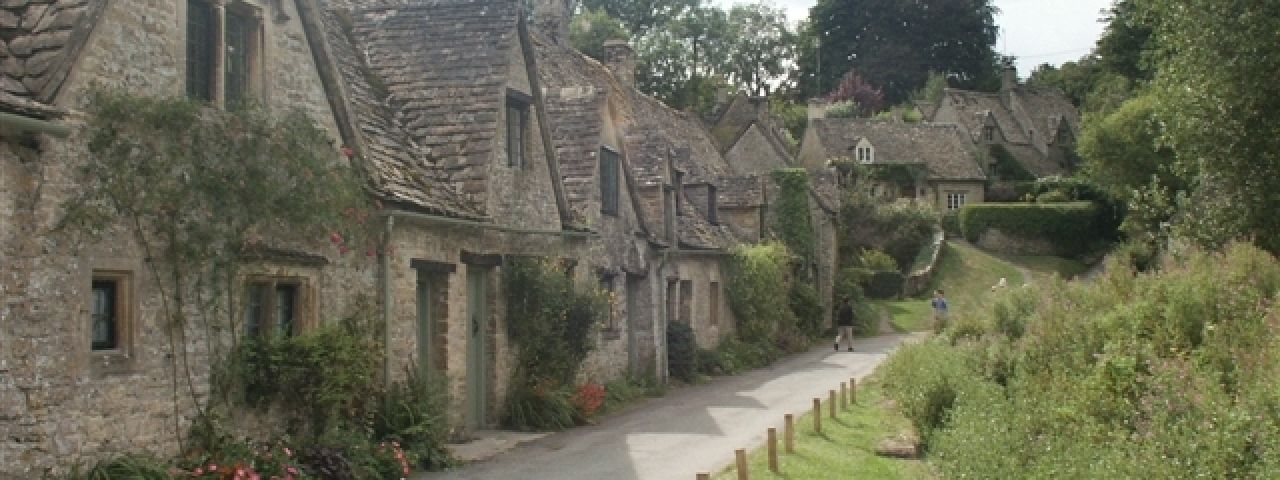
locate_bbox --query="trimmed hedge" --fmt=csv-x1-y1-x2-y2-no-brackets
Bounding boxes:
865,271,905,299
959,202,1103,255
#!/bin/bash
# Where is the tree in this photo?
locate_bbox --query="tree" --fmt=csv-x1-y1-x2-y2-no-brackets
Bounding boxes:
1095,0,1156,82
723,2,796,96
577,0,699,37
800,0,1000,104
824,69,884,117
1077,93,1179,196
570,8,630,61
1145,0,1280,253
634,5,730,112
1026,56,1104,107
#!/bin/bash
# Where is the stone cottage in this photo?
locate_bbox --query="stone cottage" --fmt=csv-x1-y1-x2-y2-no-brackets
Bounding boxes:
797,115,988,211
922,62,1081,178
0,0,380,475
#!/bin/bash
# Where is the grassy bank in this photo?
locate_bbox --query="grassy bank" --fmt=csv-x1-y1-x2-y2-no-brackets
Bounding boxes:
714,377,933,480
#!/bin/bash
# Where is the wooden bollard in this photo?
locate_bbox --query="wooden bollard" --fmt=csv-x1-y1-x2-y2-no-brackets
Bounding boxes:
841,382,848,410
696,474,710,480
813,398,822,432
829,390,837,419
784,413,795,453
767,427,779,472
735,448,750,480
850,377,858,404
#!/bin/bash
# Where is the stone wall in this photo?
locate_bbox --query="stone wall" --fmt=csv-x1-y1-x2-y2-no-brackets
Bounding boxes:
725,124,789,175
0,0,361,474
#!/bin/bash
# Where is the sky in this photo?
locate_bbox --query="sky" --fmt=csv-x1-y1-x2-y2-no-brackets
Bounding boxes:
711,0,1114,77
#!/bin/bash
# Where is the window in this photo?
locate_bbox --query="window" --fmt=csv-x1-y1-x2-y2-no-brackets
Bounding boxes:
245,278,306,338
91,277,124,351
507,95,529,167
983,126,996,142
599,273,616,331
946,192,967,211
709,281,720,326
186,0,260,105
600,147,620,215
679,280,692,324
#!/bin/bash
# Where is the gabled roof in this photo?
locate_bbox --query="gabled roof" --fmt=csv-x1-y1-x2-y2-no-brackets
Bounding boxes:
532,34,632,225
630,92,731,185
716,174,765,209
936,85,1080,177
707,94,793,162
0,0,107,117
350,0,520,200
810,118,986,181
316,3,487,219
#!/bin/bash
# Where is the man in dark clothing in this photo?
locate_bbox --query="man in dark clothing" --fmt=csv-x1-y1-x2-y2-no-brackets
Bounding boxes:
835,298,855,352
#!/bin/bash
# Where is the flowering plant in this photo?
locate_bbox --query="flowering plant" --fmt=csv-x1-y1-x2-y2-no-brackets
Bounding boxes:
570,382,606,419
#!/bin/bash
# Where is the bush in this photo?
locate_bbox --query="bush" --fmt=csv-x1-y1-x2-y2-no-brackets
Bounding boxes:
858,248,899,272
376,368,451,469
940,210,961,236
71,454,172,480
788,282,825,336
1035,189,1070,203
727,243,798,344
841,199,939,271
666,321,699,383
864,271,904,299
959,201,1106,255
504,380,576,431
879,342,980,445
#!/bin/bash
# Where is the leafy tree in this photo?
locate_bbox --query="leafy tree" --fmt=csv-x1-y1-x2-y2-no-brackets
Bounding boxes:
570,8,630,61
1078,93,1179,196
1145,0,1280,253
800,0,1000,103
634,5,730,112
824,69,884,117
1095,0,1156,82
723,2,796,96
1027,57,1105,107
910,71,949,105
577,0,699,37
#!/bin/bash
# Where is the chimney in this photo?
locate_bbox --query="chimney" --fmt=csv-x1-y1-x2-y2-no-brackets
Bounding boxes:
807,98,827,120
533,0,570,44
1001,59,1017,108
603,39,636,88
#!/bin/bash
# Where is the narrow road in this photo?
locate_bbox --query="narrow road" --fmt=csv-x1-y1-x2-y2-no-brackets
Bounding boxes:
417,333,918,480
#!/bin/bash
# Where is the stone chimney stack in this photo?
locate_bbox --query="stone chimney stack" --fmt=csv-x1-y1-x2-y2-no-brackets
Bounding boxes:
1001,59,1017,107
807,98,828,120
603,39,636,88
533,0,570,44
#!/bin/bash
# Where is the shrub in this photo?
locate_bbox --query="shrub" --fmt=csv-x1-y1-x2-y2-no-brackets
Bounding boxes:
788,282,825,336
1035,189,1070,203
864,271,904,299
959,201,1105,255
72,454,172,480
504,379,576,431
666,321,699,383
940,210,961,236
842,199,939,271
858,248,899,272
879,342,979,445
376,368,451,470
727,243,797,344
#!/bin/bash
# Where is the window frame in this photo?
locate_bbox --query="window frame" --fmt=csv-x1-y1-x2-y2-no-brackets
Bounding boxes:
599,146,620,216
185,0,262,107
89,271,132,354
506,90,532,168
243,275,311,339
946,191,967,211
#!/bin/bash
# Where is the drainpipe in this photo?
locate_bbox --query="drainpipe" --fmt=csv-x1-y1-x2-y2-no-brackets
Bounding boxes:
382,214,395,391
0,112,71,138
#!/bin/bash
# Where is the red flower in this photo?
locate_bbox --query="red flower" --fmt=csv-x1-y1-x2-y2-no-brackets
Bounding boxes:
341,146,355,158
330,232,344,244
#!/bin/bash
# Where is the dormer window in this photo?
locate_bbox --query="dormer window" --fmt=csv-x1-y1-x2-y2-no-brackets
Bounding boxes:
186,0,261,106
599,146,620,216
983,126,995,142
855,138,875,164
506,90,532,168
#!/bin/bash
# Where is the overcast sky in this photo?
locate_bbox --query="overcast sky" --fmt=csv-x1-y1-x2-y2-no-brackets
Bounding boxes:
711,0,1114,77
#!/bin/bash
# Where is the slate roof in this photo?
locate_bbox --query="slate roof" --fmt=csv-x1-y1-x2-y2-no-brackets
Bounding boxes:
319,3,486,219
350,0,519,200
811,118,986,181
716,174,764,209
0,0,105,117
630,92,731,185
532,34,633,224
937,86,1080,177
707,94,792,161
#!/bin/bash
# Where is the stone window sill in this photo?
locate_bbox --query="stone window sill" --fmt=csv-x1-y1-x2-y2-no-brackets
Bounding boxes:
91,350,137,376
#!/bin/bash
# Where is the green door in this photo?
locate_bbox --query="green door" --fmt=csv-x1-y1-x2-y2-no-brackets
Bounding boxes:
465,265,488,430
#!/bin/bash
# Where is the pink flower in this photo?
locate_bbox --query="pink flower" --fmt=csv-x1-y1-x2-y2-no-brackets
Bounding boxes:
330,232,344,244
286,467,299,475
339,245,350,254
193,467,204,476
283,447,293,457
209,464,218,472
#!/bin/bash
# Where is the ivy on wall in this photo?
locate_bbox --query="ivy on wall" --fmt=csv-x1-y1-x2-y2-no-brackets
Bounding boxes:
769,168,815,271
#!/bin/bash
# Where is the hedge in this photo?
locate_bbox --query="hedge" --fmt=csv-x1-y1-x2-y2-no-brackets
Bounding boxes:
959,202,1104,255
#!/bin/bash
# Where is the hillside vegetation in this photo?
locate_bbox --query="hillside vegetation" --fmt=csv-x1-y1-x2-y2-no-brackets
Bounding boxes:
879,243,1280,478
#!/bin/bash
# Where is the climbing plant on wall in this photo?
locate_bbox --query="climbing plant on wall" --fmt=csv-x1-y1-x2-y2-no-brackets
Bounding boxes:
769,168,815,271
60,88,375,444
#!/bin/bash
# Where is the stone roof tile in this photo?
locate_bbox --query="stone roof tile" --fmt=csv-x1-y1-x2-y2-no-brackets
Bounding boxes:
812,118,986,181
0,0,102,115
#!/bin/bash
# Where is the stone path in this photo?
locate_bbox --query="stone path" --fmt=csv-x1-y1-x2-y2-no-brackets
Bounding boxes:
415,333,919,480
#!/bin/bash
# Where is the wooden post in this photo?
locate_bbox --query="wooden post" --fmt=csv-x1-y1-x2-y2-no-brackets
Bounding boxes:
735,448,750,480
813,398,822,432
841,382,848,410
767,427,779,473
784,413,795,453
851,377,858,404
696,474,710,480
829,390,837,418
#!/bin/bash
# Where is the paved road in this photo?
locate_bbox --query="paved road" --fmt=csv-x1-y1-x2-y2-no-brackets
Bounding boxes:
417,333,917,480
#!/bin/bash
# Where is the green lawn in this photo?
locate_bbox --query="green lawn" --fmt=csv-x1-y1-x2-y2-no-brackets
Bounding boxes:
1002,254,1089,281
714,378,933,480
871,299,933,333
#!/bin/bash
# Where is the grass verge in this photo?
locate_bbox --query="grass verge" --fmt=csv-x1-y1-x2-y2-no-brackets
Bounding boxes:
871,299,933,333
1001,254,1089,281
713,377,934,480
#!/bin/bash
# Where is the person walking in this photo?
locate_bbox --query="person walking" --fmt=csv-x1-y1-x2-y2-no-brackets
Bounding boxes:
835,298,855,352
931,289,949,332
